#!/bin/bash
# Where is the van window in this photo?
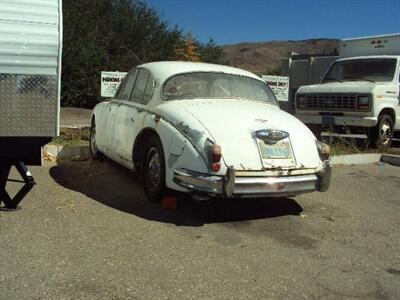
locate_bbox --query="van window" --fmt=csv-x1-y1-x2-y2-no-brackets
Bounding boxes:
323,58,397,83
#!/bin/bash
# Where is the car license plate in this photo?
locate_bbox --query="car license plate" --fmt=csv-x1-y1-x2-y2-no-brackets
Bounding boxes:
260,141,293,159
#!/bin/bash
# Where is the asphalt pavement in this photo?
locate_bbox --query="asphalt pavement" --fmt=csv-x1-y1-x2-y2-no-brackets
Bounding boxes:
1,161,399,299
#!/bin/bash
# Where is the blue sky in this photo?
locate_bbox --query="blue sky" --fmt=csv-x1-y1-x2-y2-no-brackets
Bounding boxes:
145,0,400,45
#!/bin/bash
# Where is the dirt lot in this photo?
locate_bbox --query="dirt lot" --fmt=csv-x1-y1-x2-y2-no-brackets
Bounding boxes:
1,161,399,299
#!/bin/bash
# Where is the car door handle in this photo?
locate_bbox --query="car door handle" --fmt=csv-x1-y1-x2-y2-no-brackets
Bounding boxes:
130,117,134,123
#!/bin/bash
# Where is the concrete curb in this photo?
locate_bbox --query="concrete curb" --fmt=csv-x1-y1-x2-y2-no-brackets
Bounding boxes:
44,144,90,160
330,153,382,166
43,143,400,167
381,154,400,167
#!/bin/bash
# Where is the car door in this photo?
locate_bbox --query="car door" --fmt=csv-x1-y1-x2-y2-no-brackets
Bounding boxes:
103,69,137,160
114,68,155,165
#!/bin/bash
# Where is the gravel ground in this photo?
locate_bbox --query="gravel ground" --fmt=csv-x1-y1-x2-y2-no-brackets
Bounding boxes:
1,162,399,299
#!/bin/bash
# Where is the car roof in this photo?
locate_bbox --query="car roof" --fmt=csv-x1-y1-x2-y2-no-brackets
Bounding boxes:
138,61,261,83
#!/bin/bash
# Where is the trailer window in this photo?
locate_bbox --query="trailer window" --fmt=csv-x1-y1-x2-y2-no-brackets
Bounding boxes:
323,58,397,83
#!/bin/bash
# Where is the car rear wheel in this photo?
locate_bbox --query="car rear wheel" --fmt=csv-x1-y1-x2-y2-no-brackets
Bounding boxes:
143,136,165,202
368,114,393,150
90,120,103,160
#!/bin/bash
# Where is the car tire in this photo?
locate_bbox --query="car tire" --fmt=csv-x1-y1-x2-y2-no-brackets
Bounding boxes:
143,136,165,203
90,120,104,160
368,114,394,150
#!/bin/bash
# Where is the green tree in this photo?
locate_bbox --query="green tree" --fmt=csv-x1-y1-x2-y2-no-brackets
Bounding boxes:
199,38,225,64
62,0,224,108
62,0,182,107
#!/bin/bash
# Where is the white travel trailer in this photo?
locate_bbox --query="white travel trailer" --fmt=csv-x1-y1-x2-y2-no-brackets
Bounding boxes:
0,0,62,210
295,33,400,149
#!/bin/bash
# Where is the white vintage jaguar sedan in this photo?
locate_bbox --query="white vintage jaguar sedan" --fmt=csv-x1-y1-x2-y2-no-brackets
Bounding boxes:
90,61,331,201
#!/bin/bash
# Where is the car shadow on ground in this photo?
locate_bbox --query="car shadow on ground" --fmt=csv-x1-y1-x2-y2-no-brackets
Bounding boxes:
49,160,303,226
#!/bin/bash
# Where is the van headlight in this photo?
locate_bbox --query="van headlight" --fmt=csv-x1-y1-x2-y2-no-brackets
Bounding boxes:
297,95,306,108
357,95,370,111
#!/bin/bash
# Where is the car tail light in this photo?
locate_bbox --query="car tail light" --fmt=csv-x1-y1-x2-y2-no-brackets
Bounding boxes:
210,144,222,172
212,162,221,172
316,141,330,161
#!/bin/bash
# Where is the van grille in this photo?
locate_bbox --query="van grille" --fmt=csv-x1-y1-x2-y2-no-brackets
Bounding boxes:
297,94,359,111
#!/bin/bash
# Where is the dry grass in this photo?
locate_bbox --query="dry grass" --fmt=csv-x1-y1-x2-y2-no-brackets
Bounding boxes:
50,127,90,147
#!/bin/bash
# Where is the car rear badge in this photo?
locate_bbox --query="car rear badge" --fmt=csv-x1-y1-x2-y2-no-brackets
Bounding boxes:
255,129,289,144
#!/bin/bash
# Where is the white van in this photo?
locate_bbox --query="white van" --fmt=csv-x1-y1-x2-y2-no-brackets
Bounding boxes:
295,33,400,148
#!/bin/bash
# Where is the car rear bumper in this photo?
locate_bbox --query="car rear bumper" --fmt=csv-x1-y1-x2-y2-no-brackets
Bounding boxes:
173,162,331,198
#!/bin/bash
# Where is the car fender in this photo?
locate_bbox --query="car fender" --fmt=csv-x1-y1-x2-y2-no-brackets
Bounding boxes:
139,113,211,192
91,101,110,153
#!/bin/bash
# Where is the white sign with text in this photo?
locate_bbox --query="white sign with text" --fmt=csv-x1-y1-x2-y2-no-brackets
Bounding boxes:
101,71,127,97
262,75,289,102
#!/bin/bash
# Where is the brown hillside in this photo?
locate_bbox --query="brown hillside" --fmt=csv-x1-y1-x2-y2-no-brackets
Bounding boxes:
221,39,339,74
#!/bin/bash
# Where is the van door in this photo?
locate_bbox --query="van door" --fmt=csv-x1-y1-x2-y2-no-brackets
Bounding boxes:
114,68,155,165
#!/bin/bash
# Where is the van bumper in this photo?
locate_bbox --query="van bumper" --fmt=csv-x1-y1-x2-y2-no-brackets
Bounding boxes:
295,114,378,127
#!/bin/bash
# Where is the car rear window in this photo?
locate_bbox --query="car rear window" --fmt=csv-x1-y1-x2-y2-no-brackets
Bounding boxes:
163,72,278,105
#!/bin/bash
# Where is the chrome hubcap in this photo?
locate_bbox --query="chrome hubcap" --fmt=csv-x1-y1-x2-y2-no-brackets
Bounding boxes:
148,148,160,187
380,122,392,145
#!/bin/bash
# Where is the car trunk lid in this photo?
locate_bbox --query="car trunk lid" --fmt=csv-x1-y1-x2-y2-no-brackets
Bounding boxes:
183,99,320,171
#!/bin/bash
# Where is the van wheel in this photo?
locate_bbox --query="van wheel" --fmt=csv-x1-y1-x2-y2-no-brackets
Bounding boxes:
368,114,393,150
143,136,165,203
90,120,104,160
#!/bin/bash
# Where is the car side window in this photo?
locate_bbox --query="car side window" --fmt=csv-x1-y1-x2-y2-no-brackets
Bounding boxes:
143,73,155,104
118,70,137,100
130,69,149,103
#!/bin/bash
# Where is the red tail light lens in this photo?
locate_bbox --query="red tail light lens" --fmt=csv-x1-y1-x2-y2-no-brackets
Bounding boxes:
212,162,221,172
212,144,222,162
209,144,222,172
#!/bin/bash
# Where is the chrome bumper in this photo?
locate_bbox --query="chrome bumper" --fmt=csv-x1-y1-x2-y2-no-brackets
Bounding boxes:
295,114,377,127
173,163,331,198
